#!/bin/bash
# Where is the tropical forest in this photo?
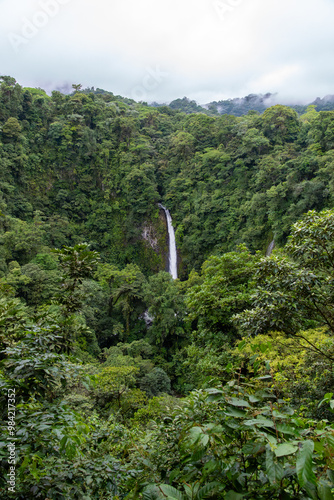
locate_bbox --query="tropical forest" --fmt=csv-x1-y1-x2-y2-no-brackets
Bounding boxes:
0,75,334,499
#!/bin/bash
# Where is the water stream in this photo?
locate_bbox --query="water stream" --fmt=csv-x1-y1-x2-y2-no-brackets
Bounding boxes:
159,203,178,279
266,240,275,257
142,204,178,327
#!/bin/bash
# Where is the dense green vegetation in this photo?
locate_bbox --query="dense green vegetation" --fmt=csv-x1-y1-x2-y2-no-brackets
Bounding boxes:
0,76,334,499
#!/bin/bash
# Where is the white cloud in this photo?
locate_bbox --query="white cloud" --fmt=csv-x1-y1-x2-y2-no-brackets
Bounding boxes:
0,0,334,103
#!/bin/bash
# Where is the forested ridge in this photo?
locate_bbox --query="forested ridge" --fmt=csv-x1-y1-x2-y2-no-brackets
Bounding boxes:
0,76,334,499
154,93,334,117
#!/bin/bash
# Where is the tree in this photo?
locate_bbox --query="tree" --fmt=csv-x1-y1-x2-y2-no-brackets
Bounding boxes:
308,111,334,152
52,243,100,352
72,84,82,92
0,326,120,499
94,365,139,409
183,114,216,151
111,264,146,339
2,117,21,139
261,105,300,144
1,329,72,402
53,243,100,313
2,216,45,264
169,131,195,160
143,271,186,349
0,76,23,121
96,263,146,339
300,104,318,124
233,329,334,419
140,367,171,398
123,164,159,215
17,262,60,306
0,296,30,351
234,209,334,361
238,127,270,160
185,246,260,344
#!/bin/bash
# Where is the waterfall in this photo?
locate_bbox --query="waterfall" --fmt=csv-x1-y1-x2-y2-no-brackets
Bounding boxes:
143,310,153,326
159,203,178,279
266,240,275,257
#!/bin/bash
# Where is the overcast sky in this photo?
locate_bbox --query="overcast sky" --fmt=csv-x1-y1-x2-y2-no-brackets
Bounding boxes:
0,0,333,104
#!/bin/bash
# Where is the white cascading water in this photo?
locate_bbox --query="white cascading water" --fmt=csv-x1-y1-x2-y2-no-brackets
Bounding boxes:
266,240,275,257
143,204,178,327
159,203,178,279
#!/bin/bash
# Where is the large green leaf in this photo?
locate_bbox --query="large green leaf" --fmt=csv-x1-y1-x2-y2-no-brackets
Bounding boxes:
242,443,266,456
317,480,334,500
183,483,197,499
296,440,316,487
197,482,222,499
266,447,284,486
229,397,250,408
244,418,275,428
276,423,298,436
206,389,223,402
224,491,244,500
224,407,247,418
160,484,184,500
188,426,209,447
248,395,261,403
142,485,162,500
191,447,207,462
274,443,298,457
304,481,319,500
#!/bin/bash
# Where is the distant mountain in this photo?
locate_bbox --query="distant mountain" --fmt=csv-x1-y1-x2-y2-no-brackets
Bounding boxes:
310,94,334,111
150,96,209,114
80,86,334,117
204,93,277,116
150,93,334,117
80,86,137,106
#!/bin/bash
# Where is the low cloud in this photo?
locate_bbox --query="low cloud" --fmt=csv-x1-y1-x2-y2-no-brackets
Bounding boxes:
0,0,333,104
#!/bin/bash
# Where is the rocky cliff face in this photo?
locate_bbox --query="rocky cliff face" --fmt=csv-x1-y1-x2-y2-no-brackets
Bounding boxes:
140,209,169,274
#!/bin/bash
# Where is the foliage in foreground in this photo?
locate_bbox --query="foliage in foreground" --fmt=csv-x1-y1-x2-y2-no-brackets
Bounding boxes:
126,379,334,499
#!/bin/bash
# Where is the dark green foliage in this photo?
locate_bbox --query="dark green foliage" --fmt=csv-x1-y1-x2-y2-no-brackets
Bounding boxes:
17,262,60,306
185,246,260,342
0,330,72,402
0,327,122,499
142,272,188,370
1,79,334,499
140,367,171,398
53,243,99,317
0,77,334,272
261,105,300,144
168,97,209,114
234,210,334,361
0,295,30,350
308,111,334,152
2,117,21,139
125,380,334,499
